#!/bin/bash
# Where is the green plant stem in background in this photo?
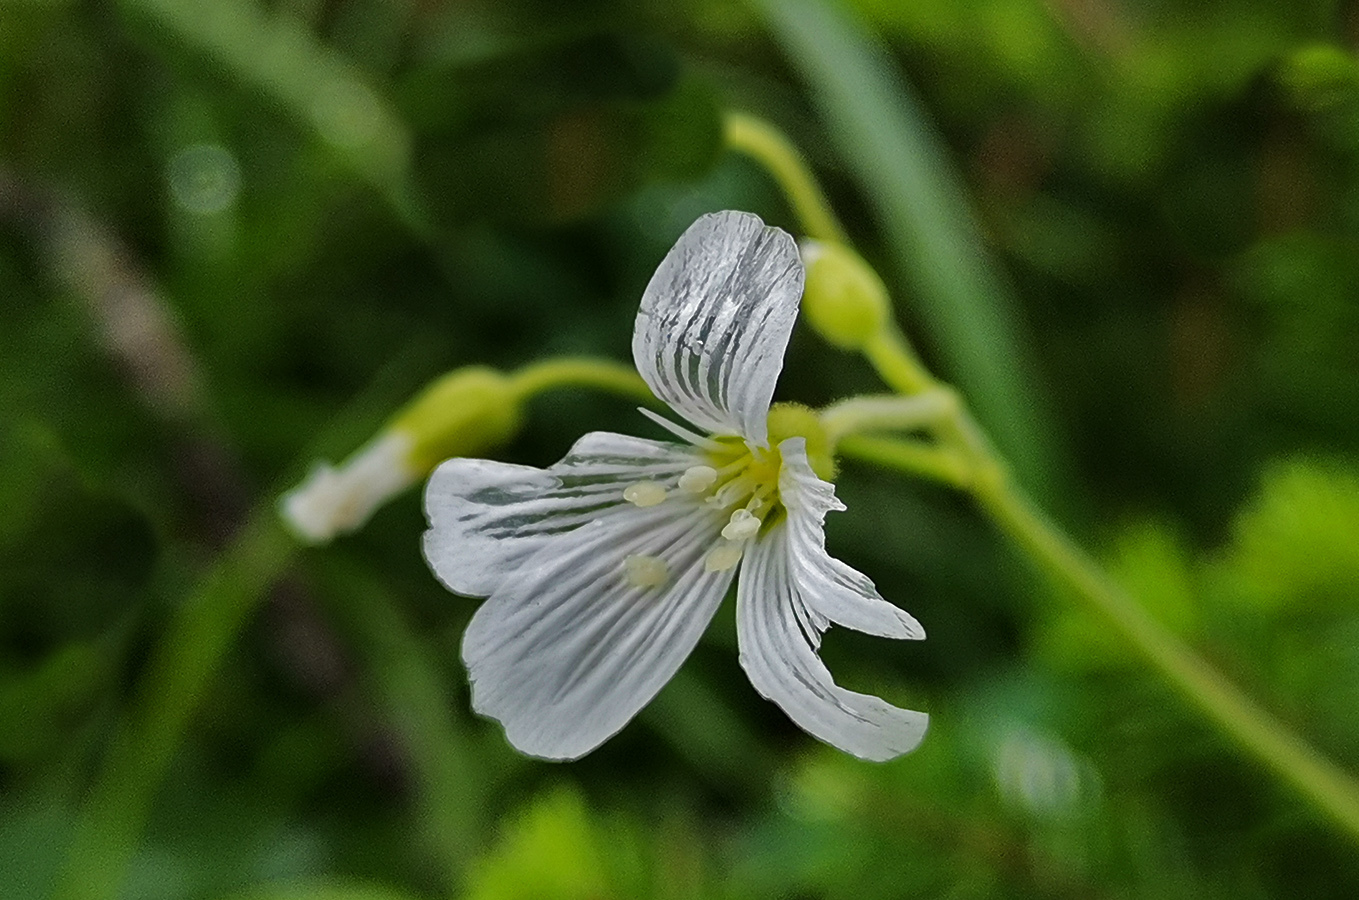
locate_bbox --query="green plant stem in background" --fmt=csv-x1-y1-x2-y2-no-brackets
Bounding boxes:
849,334,1359,847
724,111,849,245
52,512,297,900
837,435,972,490
509,357,657,406
974,470,1359,845
728,83,1359,846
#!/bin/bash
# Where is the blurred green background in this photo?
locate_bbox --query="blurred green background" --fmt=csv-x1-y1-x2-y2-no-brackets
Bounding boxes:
4,0,1359,898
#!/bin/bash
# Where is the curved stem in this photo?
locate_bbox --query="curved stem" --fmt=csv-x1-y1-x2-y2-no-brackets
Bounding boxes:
819,391,955,443
509,357,656,406
861,324,938,396
973,471,1359,845
836,434,972,489
849,400,1359,846
723,111,849,245
727,94,1359,846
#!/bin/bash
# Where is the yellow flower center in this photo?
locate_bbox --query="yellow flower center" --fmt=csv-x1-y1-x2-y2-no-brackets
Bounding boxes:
621,403,835,581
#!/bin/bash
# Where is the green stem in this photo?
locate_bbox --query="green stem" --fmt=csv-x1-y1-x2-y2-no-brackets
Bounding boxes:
836,434,972,489
53,512,297,900
860,325,938,396
822,169,1359,848
973,471,1359,845
819,391,955,443
509,357,657,406
723,111,849,245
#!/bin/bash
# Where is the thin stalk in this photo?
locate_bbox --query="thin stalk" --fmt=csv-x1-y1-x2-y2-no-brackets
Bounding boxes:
861,326,938,396
854,325,1359,843
974,471,1359,845
836,434,972,490
509,357,657,406
819,390,955,443
723,111,849,245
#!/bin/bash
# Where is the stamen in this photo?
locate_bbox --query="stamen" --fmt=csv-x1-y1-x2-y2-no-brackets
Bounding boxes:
709,474,756,508
678,465,718,494
721,508,762,541
637,408,722,449
623,480,667,507
623,554,669,588
704,542,744,573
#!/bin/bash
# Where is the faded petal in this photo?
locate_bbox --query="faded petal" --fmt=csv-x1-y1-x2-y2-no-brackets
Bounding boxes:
777,438,925,641
735,517,927,761
632,210,802,447
463,500,734,760
423,431,699,598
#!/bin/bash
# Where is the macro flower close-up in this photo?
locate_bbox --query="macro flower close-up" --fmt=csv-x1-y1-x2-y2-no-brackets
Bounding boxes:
422,211,927,762
9,2,1359,897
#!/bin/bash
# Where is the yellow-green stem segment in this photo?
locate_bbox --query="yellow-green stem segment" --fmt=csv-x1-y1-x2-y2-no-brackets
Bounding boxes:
976,470,1359,845
510,357,657,406
850,323,1359,847
724,111,849,245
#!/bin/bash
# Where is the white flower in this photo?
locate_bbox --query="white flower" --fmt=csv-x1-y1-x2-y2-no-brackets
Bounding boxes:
423,210,927,761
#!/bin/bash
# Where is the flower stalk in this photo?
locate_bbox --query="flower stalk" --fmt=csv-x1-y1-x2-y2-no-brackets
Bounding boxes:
730,112,1359,846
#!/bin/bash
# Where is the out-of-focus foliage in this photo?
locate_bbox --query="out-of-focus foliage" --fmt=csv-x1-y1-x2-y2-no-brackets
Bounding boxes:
3,0,1359,898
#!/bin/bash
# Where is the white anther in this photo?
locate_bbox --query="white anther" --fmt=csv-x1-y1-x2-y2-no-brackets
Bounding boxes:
721,508,762,542
704,542,744,573
623,481,667,508
678,465,718,494
623,554,669,588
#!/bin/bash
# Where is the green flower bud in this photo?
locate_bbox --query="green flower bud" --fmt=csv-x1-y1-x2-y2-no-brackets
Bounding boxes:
281,366,521,544
768,402,836,482
799,240,891,351
390,366,522,475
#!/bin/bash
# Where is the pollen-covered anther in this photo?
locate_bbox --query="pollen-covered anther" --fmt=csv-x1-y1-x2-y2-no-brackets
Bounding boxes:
721,508,762,542
678,465,718,494
622,480,667,507
623,554,669,588
704,541,744,573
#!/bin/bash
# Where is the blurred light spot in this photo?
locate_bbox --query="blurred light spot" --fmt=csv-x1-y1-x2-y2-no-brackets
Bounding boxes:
992,728,1099,819
166,143,240,215
311,80,382,151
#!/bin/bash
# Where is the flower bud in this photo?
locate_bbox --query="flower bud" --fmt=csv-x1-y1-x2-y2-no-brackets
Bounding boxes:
799,240,891,351
281,366,521,544
389,366,521,474
768,402,836,482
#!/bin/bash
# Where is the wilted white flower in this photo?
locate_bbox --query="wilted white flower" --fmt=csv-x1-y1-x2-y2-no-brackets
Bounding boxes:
423,210,927,761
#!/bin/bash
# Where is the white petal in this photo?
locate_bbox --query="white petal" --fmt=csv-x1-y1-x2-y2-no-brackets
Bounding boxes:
423,431,698,598
778,438,925,640
462,501,734,760
736,523,928,761
632,210,803,447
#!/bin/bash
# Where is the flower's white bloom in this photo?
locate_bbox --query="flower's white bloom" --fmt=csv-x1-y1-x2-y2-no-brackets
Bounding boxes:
423,210,927,762
282,432,416,544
